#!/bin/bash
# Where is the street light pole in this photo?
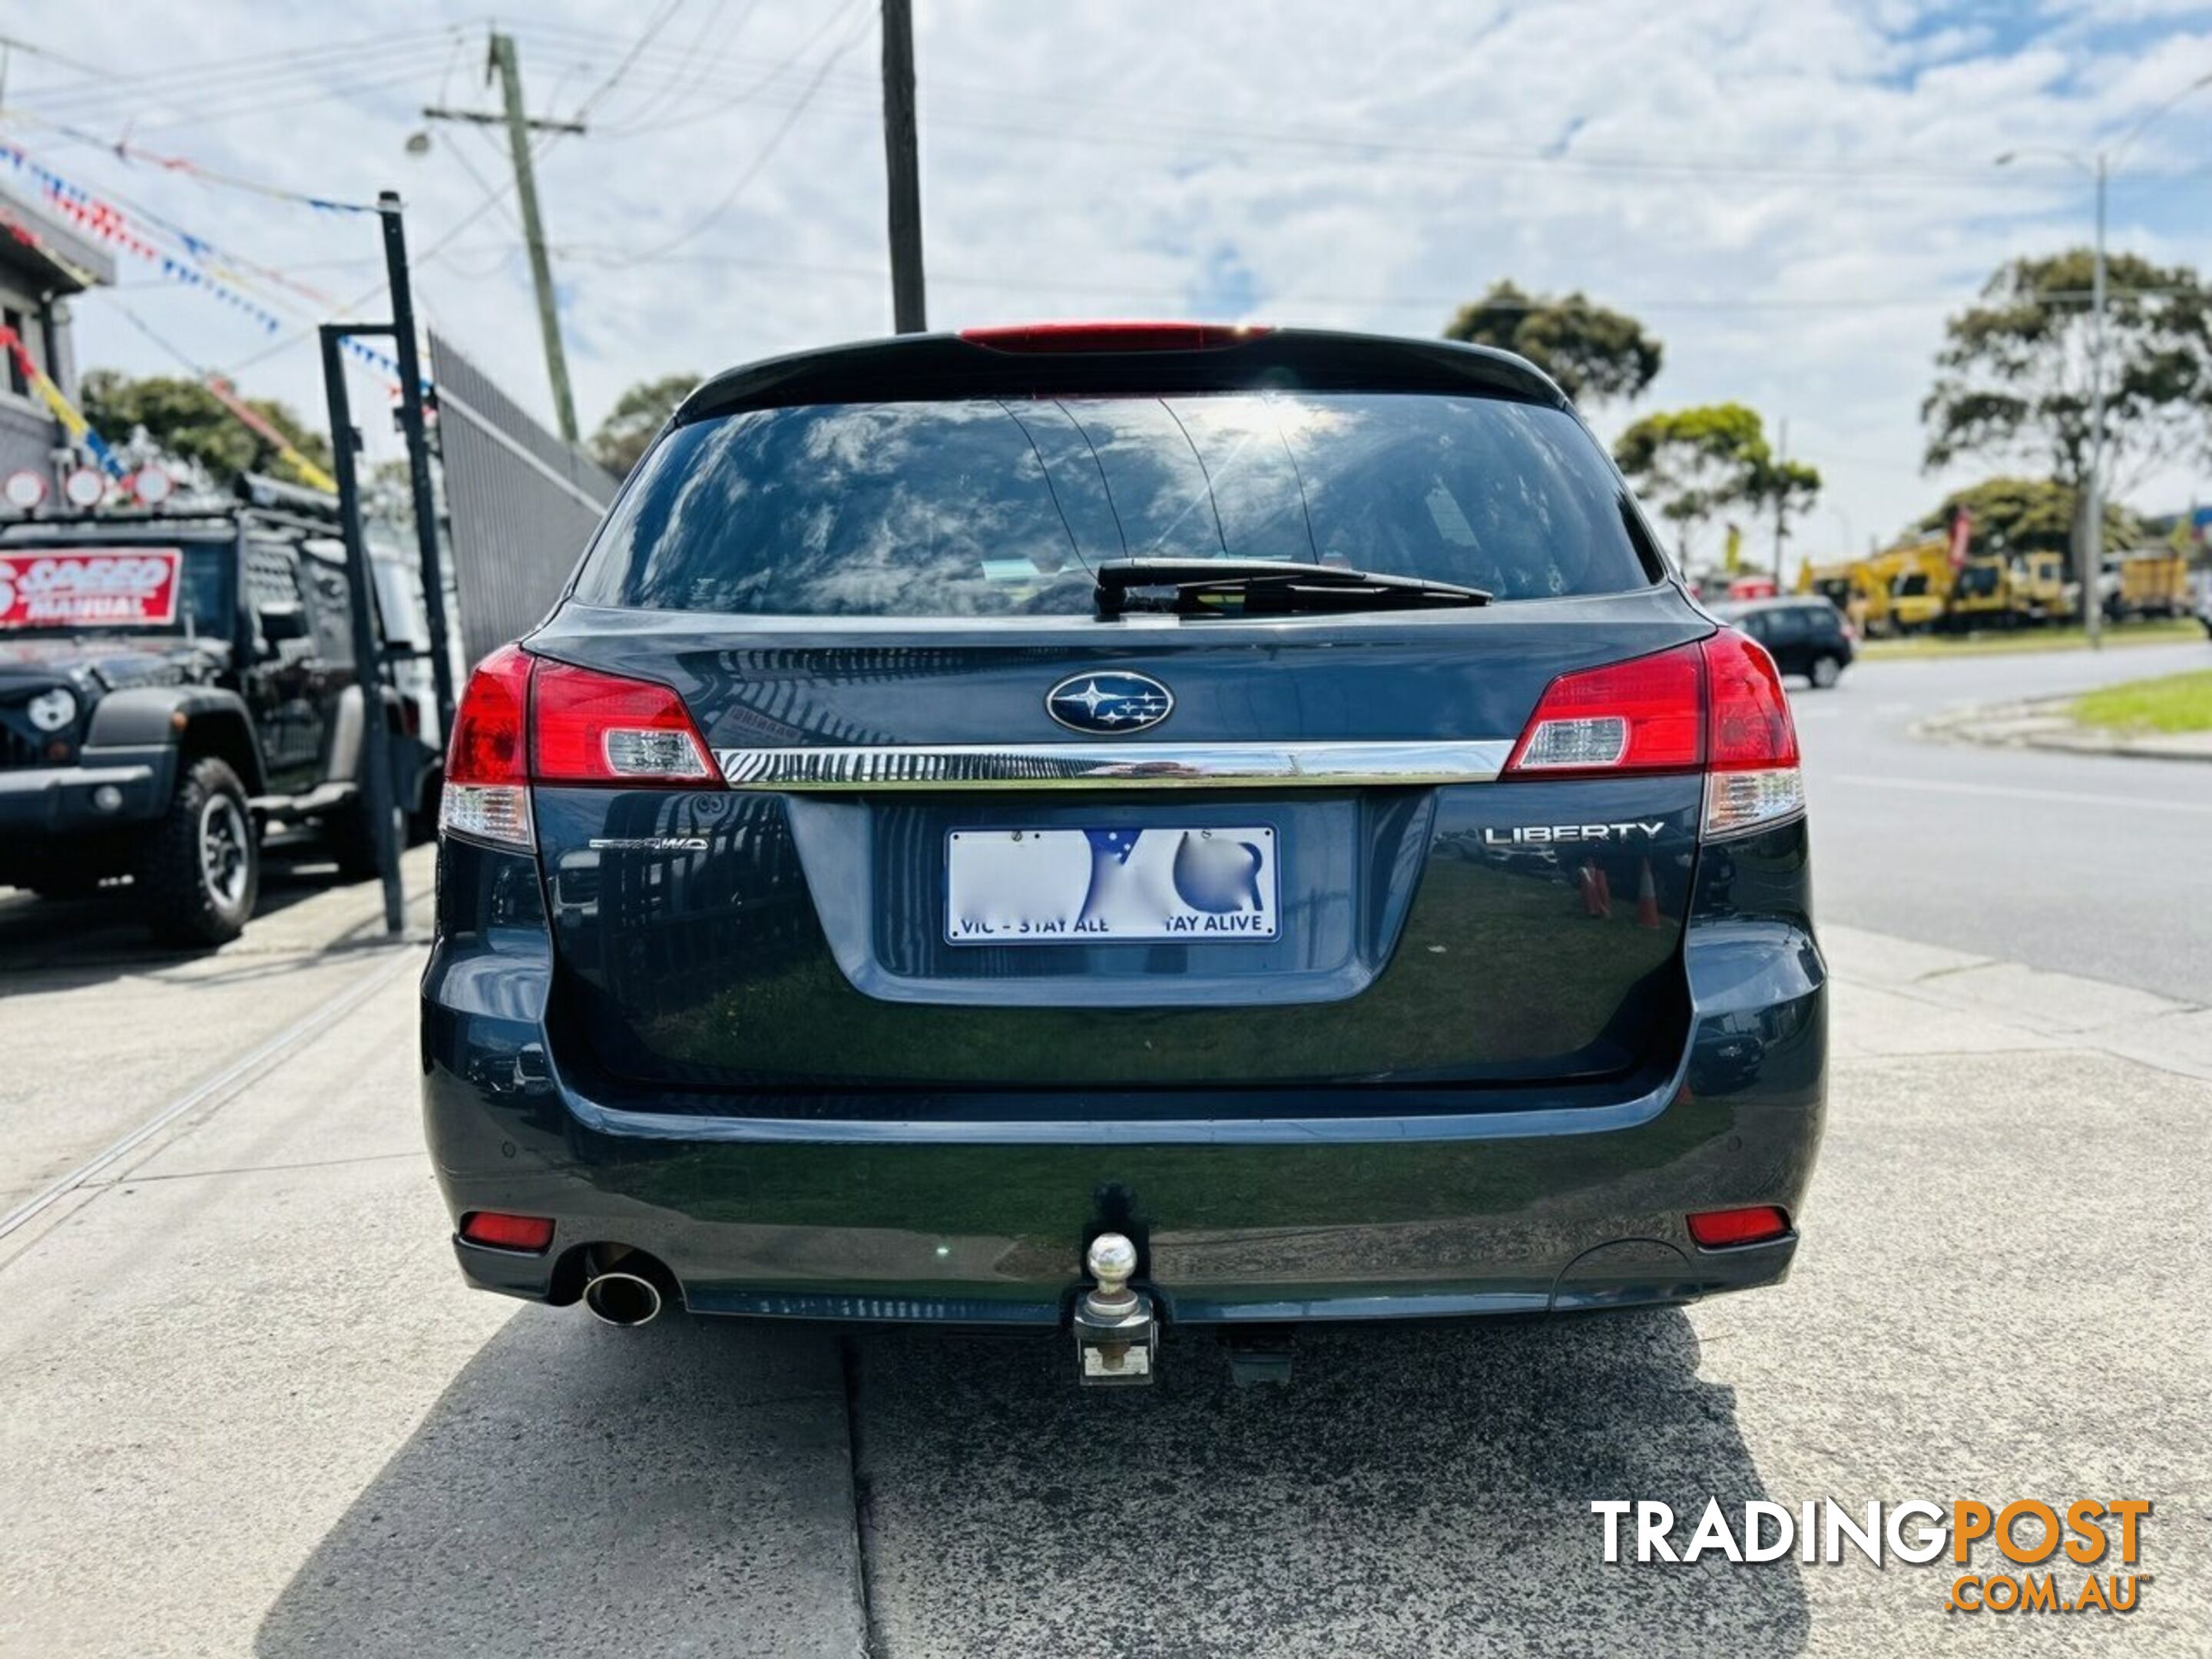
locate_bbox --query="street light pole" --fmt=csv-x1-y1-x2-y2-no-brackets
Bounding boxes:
1994,66,2212,648
2085,152,2107,647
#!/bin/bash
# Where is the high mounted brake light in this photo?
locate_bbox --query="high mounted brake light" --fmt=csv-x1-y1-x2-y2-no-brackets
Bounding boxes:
959,321,1270,353
439,647,720,851
1502,629,1803,839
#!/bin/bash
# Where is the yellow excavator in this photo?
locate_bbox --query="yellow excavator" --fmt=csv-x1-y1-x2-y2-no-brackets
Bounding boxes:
1947,554,2012,626
1882,538,1955,633
2014,550,2069,621
1796,557,1884,634
1920,546,2072,629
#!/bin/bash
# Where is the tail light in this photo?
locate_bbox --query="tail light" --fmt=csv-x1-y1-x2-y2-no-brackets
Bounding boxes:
440,644,534,849
439,647,720,851
531,660,717,784
1502,642,1704,775
1700,628,1803,836
1502,630,1803,839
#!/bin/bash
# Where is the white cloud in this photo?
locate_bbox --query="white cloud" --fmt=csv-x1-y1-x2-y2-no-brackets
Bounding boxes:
12,0,2212,560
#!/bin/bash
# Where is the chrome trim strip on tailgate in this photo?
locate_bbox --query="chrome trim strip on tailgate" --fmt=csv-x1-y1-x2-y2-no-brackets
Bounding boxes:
713,740,1515,790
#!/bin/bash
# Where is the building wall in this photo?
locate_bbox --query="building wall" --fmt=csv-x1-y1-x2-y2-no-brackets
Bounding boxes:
0,269,62,482
0,399,58,482
0,182,109,490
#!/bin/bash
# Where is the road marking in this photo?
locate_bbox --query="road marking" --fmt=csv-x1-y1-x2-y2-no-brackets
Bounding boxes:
0,944,423,1246
1830,774,2212,816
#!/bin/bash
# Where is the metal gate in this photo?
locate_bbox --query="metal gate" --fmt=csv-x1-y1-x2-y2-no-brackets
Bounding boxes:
429,329,618,667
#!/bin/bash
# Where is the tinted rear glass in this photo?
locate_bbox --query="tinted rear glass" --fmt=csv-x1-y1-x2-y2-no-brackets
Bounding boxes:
572,392,1657,617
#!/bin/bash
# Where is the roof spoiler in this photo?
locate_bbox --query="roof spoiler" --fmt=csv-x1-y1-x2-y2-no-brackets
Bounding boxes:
676,326,1569,426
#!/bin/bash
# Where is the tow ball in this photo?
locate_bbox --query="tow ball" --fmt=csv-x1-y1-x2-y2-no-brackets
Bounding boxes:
1072,1232,1157,1386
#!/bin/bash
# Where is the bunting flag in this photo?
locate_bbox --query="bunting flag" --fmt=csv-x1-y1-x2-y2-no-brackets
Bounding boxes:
0,138,429,407
202,376,341,495
20,114,376,216
1,140,284,333
0,326,129,481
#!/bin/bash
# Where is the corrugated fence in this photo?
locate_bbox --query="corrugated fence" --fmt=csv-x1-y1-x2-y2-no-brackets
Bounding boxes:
429,329,619,667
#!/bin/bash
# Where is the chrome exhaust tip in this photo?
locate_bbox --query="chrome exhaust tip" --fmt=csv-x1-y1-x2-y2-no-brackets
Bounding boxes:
582,1270,663,1327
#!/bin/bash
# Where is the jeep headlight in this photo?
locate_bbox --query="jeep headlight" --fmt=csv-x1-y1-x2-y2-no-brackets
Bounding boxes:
27,687,77,733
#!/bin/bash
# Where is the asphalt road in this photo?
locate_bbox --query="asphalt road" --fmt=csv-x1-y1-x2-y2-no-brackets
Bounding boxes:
1793,639,2212,1003
3,641,2209,1657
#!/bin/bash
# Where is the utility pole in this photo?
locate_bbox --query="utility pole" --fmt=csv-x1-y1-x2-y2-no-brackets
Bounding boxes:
422,33,586,442
881,0,927,333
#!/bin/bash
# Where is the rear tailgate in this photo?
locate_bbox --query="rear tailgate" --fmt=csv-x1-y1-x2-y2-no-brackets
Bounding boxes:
531,597,1710,1094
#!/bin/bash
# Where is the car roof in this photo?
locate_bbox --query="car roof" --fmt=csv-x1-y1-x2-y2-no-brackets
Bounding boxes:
677,324,1571,425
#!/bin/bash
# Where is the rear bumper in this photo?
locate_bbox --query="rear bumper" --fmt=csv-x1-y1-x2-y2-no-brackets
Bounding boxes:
422,906,1826,1328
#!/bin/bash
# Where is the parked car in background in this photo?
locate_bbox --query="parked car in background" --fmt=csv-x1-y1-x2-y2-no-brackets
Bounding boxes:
0,477,442,945
1714,595,1855,687
423,324,1827,1388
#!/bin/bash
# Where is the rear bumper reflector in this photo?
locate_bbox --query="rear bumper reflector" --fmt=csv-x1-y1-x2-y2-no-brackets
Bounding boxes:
459,1210,555,1253
711,739,1516,791
1687,1206,1792,1249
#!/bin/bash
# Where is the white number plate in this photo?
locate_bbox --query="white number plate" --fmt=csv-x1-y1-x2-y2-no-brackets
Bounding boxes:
945,826,1277,945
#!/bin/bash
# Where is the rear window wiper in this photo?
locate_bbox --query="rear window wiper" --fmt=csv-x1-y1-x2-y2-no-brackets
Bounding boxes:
1094,558,1492,619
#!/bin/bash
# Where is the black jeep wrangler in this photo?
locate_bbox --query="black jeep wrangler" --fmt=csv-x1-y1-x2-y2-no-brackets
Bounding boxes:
0,484,441,947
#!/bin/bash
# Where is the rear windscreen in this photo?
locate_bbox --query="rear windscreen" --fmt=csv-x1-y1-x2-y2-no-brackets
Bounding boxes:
571,392,1659,617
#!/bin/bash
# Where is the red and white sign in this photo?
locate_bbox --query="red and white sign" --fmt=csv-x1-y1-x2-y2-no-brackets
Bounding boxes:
0,548,181,629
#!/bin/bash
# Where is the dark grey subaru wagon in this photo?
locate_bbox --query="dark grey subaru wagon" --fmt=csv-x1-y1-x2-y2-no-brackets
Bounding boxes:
421,323,1825,1385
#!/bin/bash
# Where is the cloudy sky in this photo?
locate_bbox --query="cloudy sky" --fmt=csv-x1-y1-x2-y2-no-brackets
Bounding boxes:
8,0,2212,563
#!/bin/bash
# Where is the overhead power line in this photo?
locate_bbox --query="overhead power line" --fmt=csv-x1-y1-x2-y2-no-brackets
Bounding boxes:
588,2,874,264
570,0,688,123
505,20,2212,184
6,31,454,119
588,0,868,138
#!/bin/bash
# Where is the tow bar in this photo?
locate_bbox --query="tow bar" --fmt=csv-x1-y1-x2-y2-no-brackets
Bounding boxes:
1072,1232,1157,1386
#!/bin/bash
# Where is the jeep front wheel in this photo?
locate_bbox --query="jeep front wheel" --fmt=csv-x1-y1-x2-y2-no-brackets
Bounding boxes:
139,757,259,948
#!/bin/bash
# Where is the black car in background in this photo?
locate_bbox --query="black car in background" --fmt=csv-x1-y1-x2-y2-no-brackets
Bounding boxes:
0,479,442,945
422,325,1826,1386
1715,596,1855,688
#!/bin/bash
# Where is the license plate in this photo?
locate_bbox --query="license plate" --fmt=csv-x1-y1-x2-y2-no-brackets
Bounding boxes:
946,826,1277,945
